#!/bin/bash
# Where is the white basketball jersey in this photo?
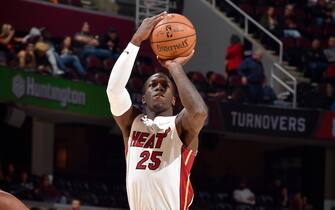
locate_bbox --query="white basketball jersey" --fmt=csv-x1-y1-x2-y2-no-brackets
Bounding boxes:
126,114,196,210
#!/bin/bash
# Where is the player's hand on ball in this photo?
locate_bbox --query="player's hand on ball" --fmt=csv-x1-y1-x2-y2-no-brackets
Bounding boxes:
157,50,194,69
131,11,167,46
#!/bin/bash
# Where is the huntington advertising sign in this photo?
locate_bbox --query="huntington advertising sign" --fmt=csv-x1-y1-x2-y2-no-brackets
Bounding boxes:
0,66,110,117
12,75,86,107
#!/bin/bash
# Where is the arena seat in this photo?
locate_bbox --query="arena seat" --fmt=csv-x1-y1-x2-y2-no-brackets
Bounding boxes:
211,73,227,89
103,58,116,72
86,55,104,70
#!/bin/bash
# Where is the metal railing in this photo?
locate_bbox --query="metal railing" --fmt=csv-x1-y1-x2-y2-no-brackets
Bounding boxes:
271,63,297,108
209,0,283,64
136,0,169,28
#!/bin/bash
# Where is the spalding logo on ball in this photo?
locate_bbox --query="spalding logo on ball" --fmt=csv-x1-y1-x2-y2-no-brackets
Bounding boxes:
150,13,196,60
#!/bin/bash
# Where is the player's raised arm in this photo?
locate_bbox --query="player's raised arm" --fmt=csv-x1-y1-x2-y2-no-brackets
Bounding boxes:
106,12,167,141
0,191,29,210
158,52,208,151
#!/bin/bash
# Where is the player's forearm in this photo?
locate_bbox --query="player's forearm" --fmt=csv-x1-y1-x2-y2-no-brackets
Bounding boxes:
106,42,139,116
106,42,139,94
168,64,207,117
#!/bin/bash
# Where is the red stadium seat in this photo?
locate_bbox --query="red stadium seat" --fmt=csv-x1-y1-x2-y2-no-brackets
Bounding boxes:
188,71,207,93
191,71,206,83
320,40,328,49
103,58,115,72
307,25,323,37
297,37,311,49
239,4,254,15
295,8,306,20
281,37,297,50
255,6,267,19
71,0,82,7
229,75,242,87
274,0,286,6
86,55,104,70
324,24,335,37
326,64,335,80
274,7,284,16
211,73,226,88
94,72,109,85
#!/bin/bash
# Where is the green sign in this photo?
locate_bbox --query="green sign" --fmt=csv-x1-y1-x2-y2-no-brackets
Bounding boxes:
0,66,111,118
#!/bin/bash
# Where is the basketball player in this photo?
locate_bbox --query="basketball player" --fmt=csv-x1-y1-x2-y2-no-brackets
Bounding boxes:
106,12,208,210
0,190,29,210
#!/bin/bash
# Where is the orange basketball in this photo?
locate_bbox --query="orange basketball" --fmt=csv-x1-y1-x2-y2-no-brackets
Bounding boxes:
150,13,196,60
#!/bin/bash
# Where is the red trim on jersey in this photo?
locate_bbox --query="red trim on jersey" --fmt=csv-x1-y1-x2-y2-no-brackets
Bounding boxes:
125,147,128,157
180,146,196,210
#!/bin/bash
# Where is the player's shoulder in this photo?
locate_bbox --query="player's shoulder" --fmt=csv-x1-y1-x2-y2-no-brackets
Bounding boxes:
0,191,29,210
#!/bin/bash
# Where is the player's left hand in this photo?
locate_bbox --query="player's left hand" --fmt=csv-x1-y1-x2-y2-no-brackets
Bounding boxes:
131,11,167,46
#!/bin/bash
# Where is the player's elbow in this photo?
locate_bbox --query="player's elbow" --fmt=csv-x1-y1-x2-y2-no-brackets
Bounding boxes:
106,82,119,96
192,105,208,123
106,88,113,100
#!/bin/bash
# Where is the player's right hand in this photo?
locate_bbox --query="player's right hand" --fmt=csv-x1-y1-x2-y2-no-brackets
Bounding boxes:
131,11,167,46
157,50,195,69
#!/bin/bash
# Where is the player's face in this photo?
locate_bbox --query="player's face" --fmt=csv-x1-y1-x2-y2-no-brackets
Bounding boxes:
143,73,175,114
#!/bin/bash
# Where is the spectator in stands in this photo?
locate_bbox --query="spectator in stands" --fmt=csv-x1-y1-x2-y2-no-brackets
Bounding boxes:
74,21,112,59
99,27,121,59
70,198,81,210
260,6,278,33
289,192,303,210
17,42,36,71
324,3,335,24
307,0,316,6
283,20,302,38
206,71,226,99
279,4,296,29
34,174,60,202
233,178,256,206
16,27,44,44
57,36,87,77
2,163,17,192
303,39,328,83
330,99,335,111
324,36,335,63
262,84,277,104
269,178,288,208
324,37,335,92
0,24,16,65
74,21,97,47
310,0,328,26
238,49,265,104
5,163,16,182
14,27,54,74
14,170,34,199
187,71,207,98
34,35,65,76
303,196,313,210
34,41,53,75
225,34,243,81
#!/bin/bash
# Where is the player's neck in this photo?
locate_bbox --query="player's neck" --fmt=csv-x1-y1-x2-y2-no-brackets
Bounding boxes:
145,108,173,120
